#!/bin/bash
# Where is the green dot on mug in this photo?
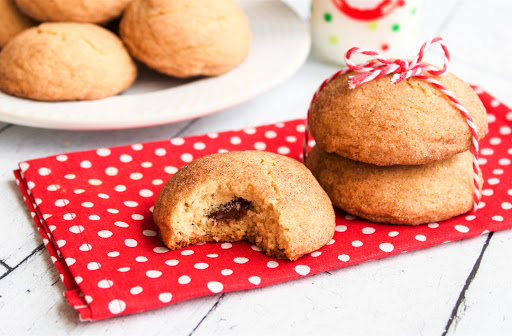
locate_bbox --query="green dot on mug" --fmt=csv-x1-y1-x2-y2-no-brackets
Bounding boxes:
329,35,338,45
324,13,332,22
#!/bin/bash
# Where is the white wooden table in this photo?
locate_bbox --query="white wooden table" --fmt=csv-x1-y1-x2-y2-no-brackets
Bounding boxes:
1,0,511,334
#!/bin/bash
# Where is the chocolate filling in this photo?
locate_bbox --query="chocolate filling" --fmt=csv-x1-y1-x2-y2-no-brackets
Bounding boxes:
208,197,252,222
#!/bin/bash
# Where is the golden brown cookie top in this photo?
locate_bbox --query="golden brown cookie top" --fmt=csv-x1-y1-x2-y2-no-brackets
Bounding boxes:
0,22,137,101
0,0,35,47
15,0,132,23
120,0,251,78
309,71,488,166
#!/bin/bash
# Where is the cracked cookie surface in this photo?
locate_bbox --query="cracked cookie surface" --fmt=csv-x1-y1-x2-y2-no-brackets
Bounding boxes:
154,151,335,261
0,22,137,101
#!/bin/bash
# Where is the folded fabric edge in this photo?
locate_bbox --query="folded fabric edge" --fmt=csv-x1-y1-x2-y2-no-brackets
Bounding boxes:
13,169,92,322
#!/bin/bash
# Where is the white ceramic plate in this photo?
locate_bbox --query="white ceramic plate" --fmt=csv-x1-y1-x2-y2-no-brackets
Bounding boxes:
0,0,310,130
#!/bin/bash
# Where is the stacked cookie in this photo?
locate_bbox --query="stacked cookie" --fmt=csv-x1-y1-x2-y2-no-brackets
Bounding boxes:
0,0,251,101
305,71,488,225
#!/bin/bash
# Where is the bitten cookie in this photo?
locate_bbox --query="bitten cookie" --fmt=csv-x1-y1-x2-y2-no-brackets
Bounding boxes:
154,151,335,261
305,146,483,225
0,23,137,101
120,0,251,78
308,71,488,166
15,0,132,23
0,0,35,48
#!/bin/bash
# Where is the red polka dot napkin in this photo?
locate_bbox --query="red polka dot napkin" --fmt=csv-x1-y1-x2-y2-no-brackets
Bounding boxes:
14,88,512,321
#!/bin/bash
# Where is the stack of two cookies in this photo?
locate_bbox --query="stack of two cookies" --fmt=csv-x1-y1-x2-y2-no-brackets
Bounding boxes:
305,71,488,225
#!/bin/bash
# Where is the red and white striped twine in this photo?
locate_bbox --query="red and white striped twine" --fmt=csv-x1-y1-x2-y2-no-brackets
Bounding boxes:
304,37,481,211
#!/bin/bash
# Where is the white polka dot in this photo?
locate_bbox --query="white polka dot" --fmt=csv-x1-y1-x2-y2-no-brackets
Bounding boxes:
338,254,350,262
56,155,68,162
178,275,191,284
310,251,322,257
490,99,500,107
194,263,209,269
139,189,154,198
296,124,306,132
88,179,102,186
482,189,494,196
428,223,439,228
478,158,487,165
362,227,375,234
335,225,347,232
492,215,504,222
230,136,242,145
146,270,162,278
81,202,94,208
286,136,297,143
130,286,143,295
208,133,219,139
35,198,42,206
153,247,169,253
140,162,153,169
221,269,233,276
507,111,512,121
164,166,178,175
136,256,148,262
308,139,316,147
207,281,223,293
499,158,511,166
75,276,83,284
159,293,173,303
65,258,76,266
478,202,486,209
98,230,113,238
130,172,143,180
132,214,144,220
19,162,29,172
379,243,394,252
55,199,69,207
499,126,511,135
152,179,164,186
488,178,500,185
207,254,218,258
181,153,193,162
502,202,512,210
487,114,497,123
509,189,512,196
107,251,120,257
87,262,101,270
141,231,156,238
165,260,179,266
490,137,502,145
221,243,232,249
480,148,494,156
27,181,35,190
89,215,100,220
234,257,248,264
125,239,138,247
98,193,109,199
130,144,143,151
249,276,261,285
455,225,469,233
107,209,119,214
105,167,118,176
117,267,130,272
254,142,266,150
64,213,77,221
108,300,126,315
265,130,277,139
294,265,310,276
415,235,427,242
98,279,114,288
80,160,92,169
243,127,257,134
38,167,51,176
120,154,132,163
171,137,185,145
96,148,111,157
277,146,290,155
181,250,194,256
493,169,504,175
352,240,363,247
124,201,138,208
344,214,356,220
85,296,93,304
327,239,335,245
115,221,129,228
466,215,476,221
154,148,166,156
79,243,92,251
47,184,60,191
388,231,399,237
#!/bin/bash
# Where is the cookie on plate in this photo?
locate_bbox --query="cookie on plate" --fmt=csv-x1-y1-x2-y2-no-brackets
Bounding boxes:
15,0,132,23
0,0,35,48
305,146,482,225
154,151,335,261
308,71,487,166
0,23,137,101
120,0,251,78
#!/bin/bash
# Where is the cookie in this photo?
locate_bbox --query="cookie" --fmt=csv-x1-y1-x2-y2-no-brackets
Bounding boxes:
305,146,483,225
120,0,251,78
0,23,137,101
15,0,132,23
154,151,335,261
308,71,488,166
0,0,35,48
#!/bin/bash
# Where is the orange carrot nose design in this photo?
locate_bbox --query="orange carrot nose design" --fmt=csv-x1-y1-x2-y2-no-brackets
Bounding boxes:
331,0,406,21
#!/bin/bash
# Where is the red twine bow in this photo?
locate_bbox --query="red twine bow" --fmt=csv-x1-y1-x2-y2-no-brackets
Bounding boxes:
304,37,481,211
